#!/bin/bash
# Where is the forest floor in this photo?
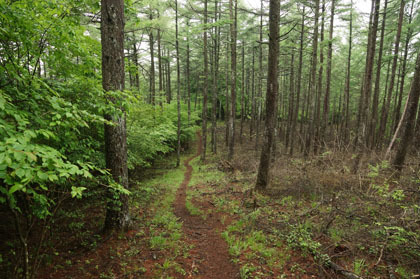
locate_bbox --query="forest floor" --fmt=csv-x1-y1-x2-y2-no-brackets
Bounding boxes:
36,124,420,279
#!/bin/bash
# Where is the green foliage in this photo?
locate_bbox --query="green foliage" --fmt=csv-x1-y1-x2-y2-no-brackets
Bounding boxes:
127,101,199,168
286,222,330,264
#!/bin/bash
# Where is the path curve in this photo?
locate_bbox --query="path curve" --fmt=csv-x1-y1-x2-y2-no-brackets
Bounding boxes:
173,131,239,279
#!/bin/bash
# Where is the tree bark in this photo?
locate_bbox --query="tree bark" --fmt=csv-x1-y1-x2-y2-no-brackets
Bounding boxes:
201,0,209,161
392,48,420,171
368,0,387,148
211,0,220,154
322,0,335,146
255,0,280,191
314,0,325,154
304,0,319,157
228,0,237,160
392,0,414,136
149,11,156,105
240,42,245,144
360,0,380,146
175,0,181,167
157,14,163,104
101,0,129,231
377,0,405,147
290,5,305,156
186,20,191,124
256,0,264,151
250,46,255,140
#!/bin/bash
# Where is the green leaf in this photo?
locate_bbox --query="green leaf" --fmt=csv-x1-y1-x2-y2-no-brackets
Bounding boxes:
71,186,86,198
9,183,23,194
37,171,49,180
26,152,37,162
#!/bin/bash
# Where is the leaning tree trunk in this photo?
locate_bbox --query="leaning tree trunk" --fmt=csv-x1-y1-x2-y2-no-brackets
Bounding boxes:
255,0,280,191
101,0,129,231
392,48,420,171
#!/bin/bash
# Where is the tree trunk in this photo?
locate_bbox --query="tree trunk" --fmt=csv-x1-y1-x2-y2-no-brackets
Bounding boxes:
368,0,387,148
250,46,255,140
377,0,405,147
211,0,220,153
167,49,172,103
322,0,335,146
304,0,320,157
314,0,325,154
186,20,191,124
240,42,245,143
101,0,129,231
256,0,264,151
228,0,237,160
201,0,209,161
392,0,414,136
360,0,380,146
225,37,230,146
149,11,155,105
286,53,295,149
392,48,420,171
255,0,280,191
157,16,163,103
133,39,140,89
175,0,181,167
343,1,352,146
290,5,305,156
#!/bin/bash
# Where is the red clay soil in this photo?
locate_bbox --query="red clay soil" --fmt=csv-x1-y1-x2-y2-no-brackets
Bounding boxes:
173,132,240,279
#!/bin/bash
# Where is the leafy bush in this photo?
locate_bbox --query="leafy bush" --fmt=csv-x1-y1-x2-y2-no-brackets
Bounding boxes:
127,100,199,169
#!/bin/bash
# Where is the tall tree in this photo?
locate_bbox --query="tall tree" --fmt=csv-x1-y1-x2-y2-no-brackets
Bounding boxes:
392,0,414,134
322,0,335,144
369,0,388,148
377,0,405,146
343,0,353,145
255,0,264,151
211,0,220,154
149,10,156,105
201,0,209,161
255,0,280,191
228,0,237,160
392,48,420,170
290,5,305,156
101,0,130,230
314,0,325,154
240,42,245,143
186,20,191,123
175,0,181,167
304,0,320,156
358,0,380,146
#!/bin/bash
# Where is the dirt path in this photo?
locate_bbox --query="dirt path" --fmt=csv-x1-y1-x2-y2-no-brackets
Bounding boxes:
173,132,239,279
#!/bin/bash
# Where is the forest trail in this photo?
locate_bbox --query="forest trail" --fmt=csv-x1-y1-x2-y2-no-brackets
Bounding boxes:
173,131,239,278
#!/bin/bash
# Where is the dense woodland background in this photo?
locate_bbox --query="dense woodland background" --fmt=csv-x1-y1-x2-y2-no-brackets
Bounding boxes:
1,0,420,278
